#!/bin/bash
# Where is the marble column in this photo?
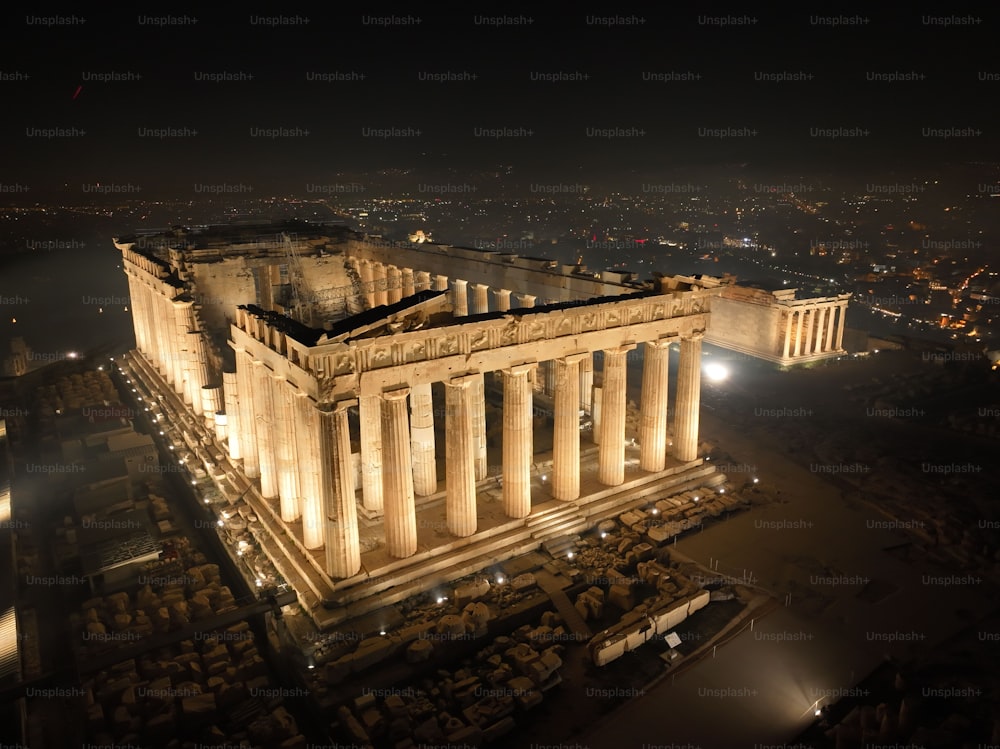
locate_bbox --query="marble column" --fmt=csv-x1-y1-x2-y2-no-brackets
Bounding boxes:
501,364,535,518
639,340,672,472
156,294,174,381
386,265,402,304
516,293,536,309
163,296,179,390
142,285,155,359
782,310,794,359
235,349,259,478
252,360,279,499
381,388,417,558
451,279,469,316
825,304,836,351
186,331,209,417
223,369,241,462
373,262,389,307
148,288,162,373
415,270,432,292
493,288,512,312
359,395,384,513
401,267,415,298
323,404,361,578
445,375,477,537
813,307,827,354
793,310,804,357
409,382,437,496
273,375,301,523
125,276,146,354
144,285,158,362
803,308,815,354
125,275,140,353
674,332,703,462
200,385,222,430
175,301,192,402
553,354,586,500
359,260,375,308
592,386,602,445
295,393,324,549
133,279,150,355
433,274,449,291
579,353,593,413
598,345,634,485
146,286,159,361
544,360,556,396
472,373,487,481
835,303,846,349
471,283,490,315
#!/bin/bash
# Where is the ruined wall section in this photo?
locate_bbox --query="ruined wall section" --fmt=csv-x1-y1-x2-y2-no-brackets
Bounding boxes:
707,295,781,358
297,252,357,322
185,251,358,364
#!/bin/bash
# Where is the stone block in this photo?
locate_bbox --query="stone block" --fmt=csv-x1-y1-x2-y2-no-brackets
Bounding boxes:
179,693,216,727
406,638,433,663
483,716,516,742
608,584,634,610
454,579,491,607
510,573,536,591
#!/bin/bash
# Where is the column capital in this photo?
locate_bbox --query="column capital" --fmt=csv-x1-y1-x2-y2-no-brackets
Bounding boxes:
381,386,411,401
558,352,591,365
603,343,637,355
646,338,674,350
683,330,706,342
471,282,489,290
501,362,537,377
446,373,479,388
331,397,358,412
452,278,468,287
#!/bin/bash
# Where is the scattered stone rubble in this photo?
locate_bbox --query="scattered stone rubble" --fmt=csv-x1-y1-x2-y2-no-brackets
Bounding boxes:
309,571,544,685
318,599,496,686
80,621,305,748
74,559,240,653
331,611,566,747
36,369,119,416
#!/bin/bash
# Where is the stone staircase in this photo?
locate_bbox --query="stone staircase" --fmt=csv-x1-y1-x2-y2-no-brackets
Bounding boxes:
315,461,726,628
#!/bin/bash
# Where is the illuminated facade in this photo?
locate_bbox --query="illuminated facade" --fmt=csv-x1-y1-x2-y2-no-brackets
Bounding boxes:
114,223,837,627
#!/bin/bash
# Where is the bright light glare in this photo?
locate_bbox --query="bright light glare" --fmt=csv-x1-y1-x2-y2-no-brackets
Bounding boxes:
704,363,729,382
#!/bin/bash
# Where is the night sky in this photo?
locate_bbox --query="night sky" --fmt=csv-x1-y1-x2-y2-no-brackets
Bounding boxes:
2,7,998,198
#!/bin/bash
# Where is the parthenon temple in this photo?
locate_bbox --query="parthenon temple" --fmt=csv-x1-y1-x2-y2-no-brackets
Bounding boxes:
115,222,847,627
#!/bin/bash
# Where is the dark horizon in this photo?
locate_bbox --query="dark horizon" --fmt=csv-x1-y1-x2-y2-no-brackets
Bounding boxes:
2,8,997,194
